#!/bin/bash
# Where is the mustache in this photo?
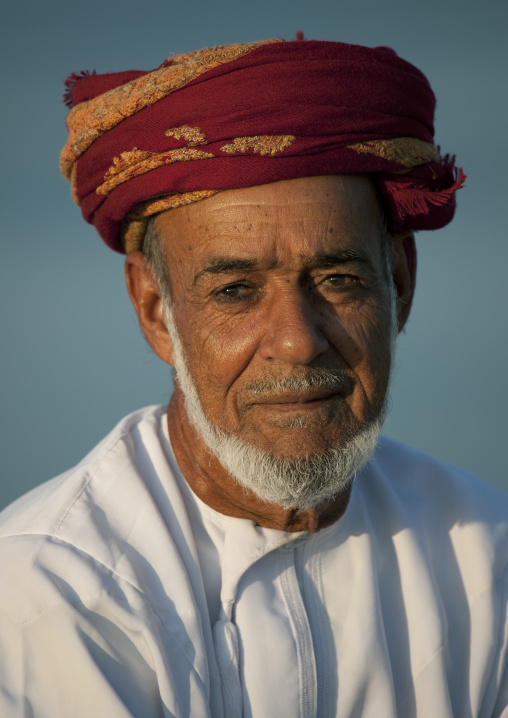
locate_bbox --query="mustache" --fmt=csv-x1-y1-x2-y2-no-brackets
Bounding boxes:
244,368,354,397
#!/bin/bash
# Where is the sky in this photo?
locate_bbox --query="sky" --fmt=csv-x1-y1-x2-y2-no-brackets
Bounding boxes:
1,0,507,509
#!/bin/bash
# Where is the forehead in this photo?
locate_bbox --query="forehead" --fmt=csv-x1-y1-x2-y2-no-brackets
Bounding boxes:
155,175,384,272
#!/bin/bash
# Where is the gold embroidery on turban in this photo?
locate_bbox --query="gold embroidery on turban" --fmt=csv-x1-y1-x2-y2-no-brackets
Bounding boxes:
347,137,439,169
221,135,296,156
165,126,207,146
96,147,214,197
60,38,282,179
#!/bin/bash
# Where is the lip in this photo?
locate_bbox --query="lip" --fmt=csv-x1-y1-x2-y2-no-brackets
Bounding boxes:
251,390,343,410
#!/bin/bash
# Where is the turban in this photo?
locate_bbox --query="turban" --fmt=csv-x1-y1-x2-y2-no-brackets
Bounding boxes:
60,37,465,253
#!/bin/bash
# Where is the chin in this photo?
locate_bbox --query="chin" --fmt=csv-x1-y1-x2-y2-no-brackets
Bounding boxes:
237,410,373,460
198,408,384,509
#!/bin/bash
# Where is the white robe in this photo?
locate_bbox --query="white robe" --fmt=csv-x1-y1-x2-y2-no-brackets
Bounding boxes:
0,405,507,717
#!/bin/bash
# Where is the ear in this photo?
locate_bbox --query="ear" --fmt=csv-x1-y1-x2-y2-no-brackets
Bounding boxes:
124,251,175,366
390,233,417,333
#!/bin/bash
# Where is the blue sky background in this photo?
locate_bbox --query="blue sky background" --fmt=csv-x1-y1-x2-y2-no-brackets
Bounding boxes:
1,0,507,509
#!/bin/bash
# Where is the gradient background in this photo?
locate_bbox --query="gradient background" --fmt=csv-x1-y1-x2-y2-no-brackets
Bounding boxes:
1,0,507,510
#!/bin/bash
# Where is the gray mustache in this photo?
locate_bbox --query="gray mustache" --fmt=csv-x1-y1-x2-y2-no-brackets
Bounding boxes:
245,369,353,396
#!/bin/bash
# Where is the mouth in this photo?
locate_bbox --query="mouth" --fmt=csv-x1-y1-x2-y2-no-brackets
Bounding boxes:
251,389,344,411
243,370,354,416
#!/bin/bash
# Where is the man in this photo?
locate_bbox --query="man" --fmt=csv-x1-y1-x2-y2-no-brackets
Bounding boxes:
0,37,506,717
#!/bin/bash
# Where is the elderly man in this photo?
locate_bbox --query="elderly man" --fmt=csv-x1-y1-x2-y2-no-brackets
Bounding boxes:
0,37,507,718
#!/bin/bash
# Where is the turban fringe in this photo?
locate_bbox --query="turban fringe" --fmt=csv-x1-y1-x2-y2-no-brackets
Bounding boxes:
61,38,465,253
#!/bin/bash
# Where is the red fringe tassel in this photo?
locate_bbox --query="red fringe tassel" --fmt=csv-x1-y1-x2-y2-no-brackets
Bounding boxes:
63,70,97,108
387,168,466,221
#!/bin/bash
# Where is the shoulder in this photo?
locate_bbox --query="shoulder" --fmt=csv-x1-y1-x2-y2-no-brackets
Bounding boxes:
358,437,508,588
369,436,508,519
0,407,212,715
0,404,168,535
0,403,211,716
0,405,188,623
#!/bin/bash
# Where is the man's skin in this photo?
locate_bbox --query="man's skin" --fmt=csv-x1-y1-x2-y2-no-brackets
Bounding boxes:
126,175,416,532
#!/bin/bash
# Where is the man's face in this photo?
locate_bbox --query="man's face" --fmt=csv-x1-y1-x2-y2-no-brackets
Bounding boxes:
157,175,396,463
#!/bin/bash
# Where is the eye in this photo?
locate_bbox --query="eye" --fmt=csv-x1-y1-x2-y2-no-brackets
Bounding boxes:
213,282,253,302
321,273,358,288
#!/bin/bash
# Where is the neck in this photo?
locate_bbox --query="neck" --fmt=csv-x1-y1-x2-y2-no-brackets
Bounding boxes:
166,397,352,533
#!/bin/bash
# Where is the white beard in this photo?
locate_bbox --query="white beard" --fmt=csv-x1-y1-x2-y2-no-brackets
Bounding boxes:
163,299,396,510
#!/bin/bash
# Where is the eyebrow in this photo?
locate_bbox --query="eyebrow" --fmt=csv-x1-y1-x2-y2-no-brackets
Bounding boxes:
193,258,259,286
313,250,370,267
193,249,370,286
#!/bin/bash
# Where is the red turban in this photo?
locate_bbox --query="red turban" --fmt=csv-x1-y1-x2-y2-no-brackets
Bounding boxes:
61,38,464,253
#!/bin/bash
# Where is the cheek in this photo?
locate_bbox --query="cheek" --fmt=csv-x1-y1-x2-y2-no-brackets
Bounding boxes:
327,301,393,398
179,308,261,406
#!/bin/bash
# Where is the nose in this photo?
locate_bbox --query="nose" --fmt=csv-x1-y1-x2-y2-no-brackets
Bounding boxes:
259,288,330,365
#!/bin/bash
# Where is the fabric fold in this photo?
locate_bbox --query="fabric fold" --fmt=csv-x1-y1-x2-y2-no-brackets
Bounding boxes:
213,612,243,718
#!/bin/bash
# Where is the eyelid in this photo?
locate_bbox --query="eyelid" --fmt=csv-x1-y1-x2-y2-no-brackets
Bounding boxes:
310,271,362,294
212,280,255,302
313,269,359,282
213,278,253,291
323,272,357,280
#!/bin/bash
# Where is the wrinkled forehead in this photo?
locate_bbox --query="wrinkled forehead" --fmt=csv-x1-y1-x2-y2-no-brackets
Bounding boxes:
155,175,386,272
